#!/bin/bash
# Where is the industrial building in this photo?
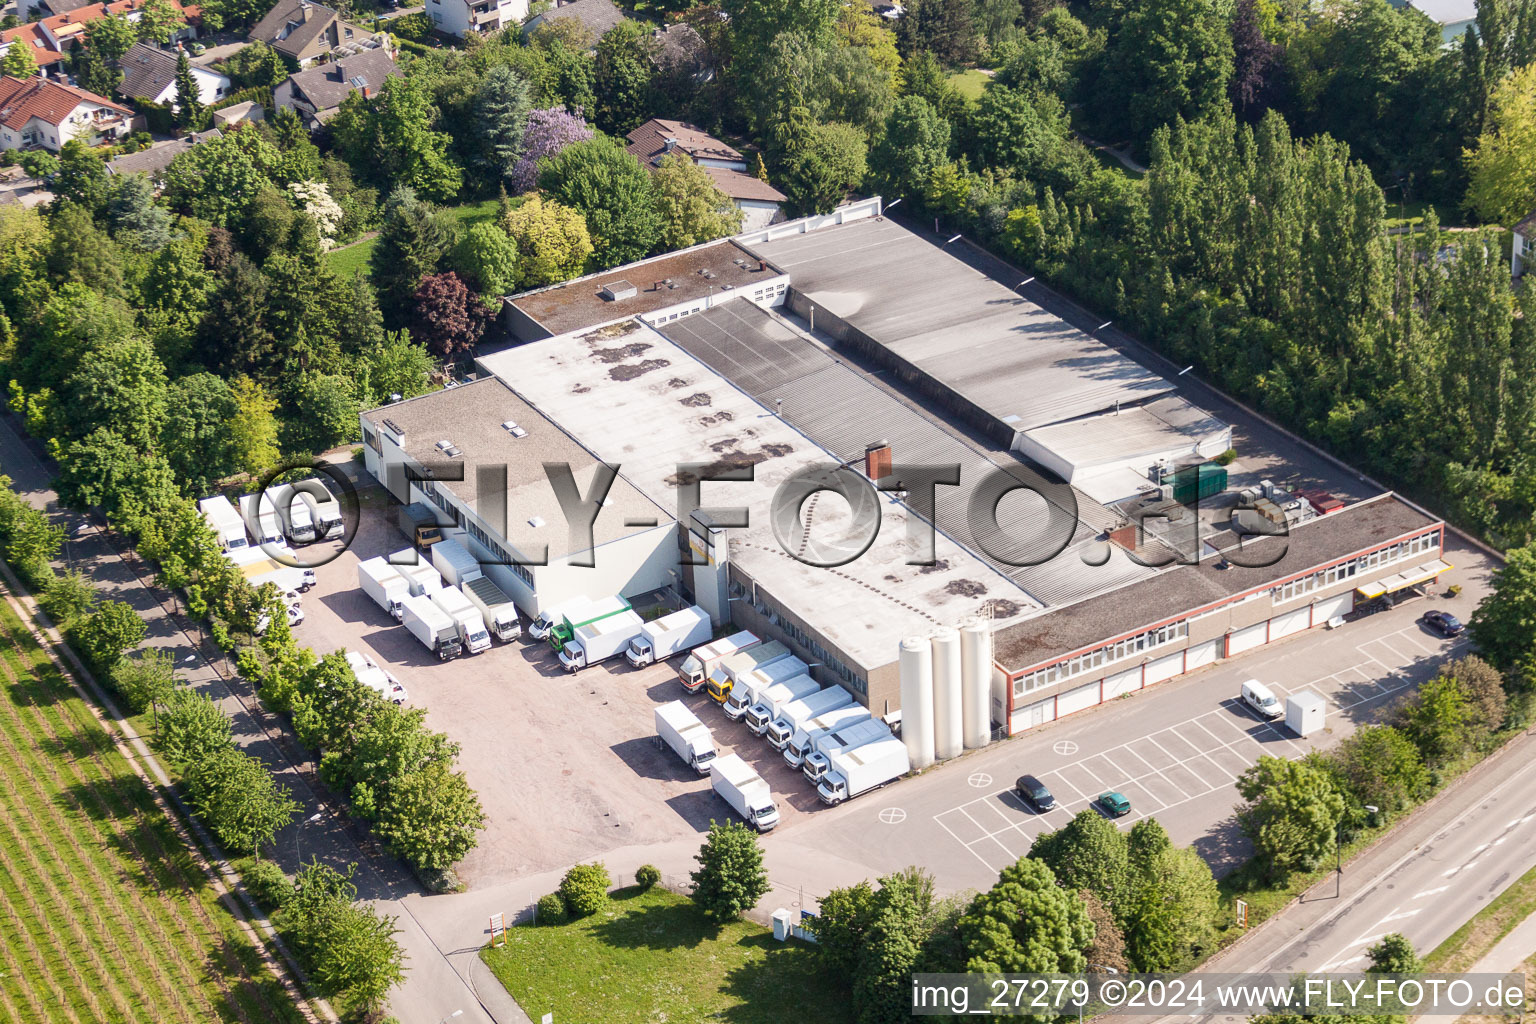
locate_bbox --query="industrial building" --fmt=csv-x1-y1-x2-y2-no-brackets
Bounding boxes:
359,198,1447,744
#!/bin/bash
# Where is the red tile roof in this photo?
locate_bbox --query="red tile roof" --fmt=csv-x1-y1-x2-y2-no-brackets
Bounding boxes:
1,0,195,70
0,74,130,130
0,24,66,66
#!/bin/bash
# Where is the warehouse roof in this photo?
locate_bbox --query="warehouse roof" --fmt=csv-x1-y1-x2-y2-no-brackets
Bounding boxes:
361,378,669,559
992,493,1442,672
506,239,782,336
1022,396,1229,471
742,216,1173,432
477,319,1040,669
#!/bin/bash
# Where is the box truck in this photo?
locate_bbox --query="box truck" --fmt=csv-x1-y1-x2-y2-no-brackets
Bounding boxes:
358,556,410,620
239,493,284,546
431,536,482,588
558,609,645,671
711,754,779,832
705,641,792,705
266,484,316,544
300,481,344,540
388,551,443,597
233,547,316,592
655,700,716,775
626,606,711,667
430,586,492,654
462,576,520,641
803,718,892,783
399,502,443,549
744,675,823,737
198,496,248,551
345,651,408,704
817,737,910,805
401,594,462,660
528,597,586,642
783,704,874,768
678,630,760,693
722,656,810,721
547,595,631,653
765,686,854,750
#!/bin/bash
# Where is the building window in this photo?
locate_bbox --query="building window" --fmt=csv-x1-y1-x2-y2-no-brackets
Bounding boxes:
363,426,380,453
1274,531,1437,604
1014,619,1190,697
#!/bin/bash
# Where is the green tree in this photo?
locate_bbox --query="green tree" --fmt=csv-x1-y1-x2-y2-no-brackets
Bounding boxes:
1080,889,1129,973
558,862,612,917
282,372,359,454
55,427,179,520
198,253,272,376
769,97,868,216
111,647,178,720
332,74,462,202
38,570,98,629
1235,755,1346,878
353,331,434,406
503,194,593,286
1,36,37,78
471,64,532,190
186,746,299,855
70,598,147,673
896,0,978,65
690,819,770,920
1334,725,1428,813
1393,674,1474,765
651,153,743,250
810,879,879,974
959,858,1093,974
1122,820,1218,970
1445,655,1510,737
161,373,241,495
449,220,519,296
157,685,233,765
1368,932,1422,973
370,186,452,320
538,135,660,268
229,375,281,472
173,51,206,131
162,125,278,226
1472,545,1536,671
371,758,486,870
1028,808,1131,913
46,202,123,296
106,172,172,250
868,94,950,199
222,38,288,87
84,14,139,63
60,334,169,450
593,19,657,134
855,883,929,1023
286,859,405,1011
135,0,187,42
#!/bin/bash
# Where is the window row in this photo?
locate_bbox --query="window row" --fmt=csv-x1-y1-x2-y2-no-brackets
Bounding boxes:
1272,531,1439,605
1014,620,1190,697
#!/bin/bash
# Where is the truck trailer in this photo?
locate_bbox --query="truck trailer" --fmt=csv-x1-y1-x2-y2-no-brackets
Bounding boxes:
654,700,716,775
232,547,316,592
238,493,284,547
765,686,855,750
462,576,520,641
678,630,760,693
430,536,482,588
782,704,874,768
705,641,792,705
711,754,779,832
358,556,410,620
547,595,631,653
558,609,645,671
722,655,810,721
817,737,910,805
401,594,463,660
744,675,823,736
430,586,492,654
803,718,892,783
198,495,249,552
626,606,711,667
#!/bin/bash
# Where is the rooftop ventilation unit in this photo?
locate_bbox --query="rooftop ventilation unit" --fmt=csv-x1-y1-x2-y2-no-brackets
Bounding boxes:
528,516,546,528
600,280,637,301
501,420,528,438
434,439,463,458
381,417,405,442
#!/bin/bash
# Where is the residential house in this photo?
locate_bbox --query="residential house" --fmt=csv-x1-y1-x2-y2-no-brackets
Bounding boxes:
1397,0,1476,43
626,118,786,231
2,0,198,77
1513,211,1536,278
521,0,623,40
105,127,221,179
248,0,384,66
273,45,398,126
650,22,711,84
212,98,264,127
117,41,229,107
425,0,527,38
0,74,131,149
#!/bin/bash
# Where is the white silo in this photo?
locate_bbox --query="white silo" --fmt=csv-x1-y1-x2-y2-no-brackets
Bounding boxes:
931,627,963,760
898,636,936,770
960,616,994,749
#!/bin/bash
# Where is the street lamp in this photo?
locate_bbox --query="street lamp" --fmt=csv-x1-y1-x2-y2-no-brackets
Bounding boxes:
1335,805,1379,898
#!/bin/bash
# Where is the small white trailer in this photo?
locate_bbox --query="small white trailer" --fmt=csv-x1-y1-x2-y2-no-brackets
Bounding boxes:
198,495,249,551
358,556,409,620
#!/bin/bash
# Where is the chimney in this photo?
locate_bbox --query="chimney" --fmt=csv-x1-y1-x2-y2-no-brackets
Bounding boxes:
864,440,892,481
300,1,311,20
662,137,676,153
757,259,766,272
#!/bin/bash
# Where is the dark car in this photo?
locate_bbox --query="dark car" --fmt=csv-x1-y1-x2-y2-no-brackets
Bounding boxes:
1097,791,1131,817
1015,774,1056,812
1423,610,1465,637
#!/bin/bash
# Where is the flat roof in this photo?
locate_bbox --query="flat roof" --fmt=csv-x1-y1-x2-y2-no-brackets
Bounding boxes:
506,239,781,336
993,493,1442,672
743,216,1173,431
1022,396,1229,471
658,298,1169,608
477,319,1041,670
361,378,669,559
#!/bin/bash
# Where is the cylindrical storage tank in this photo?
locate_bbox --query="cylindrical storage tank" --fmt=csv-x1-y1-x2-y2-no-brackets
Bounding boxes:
930,628,963,760
898,635,936,770
959,616,993,749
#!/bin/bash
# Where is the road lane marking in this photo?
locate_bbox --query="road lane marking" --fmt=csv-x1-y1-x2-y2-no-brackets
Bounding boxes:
1413,886,1448,899
1377,909,1421,924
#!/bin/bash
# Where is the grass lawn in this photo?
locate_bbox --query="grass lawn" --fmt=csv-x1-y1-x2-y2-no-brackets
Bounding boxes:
1426,859,1536,971
481,886,854,1024
0,589,306,1023
1385,200,1461,231
323,196,510,280
947,68,990,100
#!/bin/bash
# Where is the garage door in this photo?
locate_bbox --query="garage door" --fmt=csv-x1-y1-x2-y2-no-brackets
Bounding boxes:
1311,592,1354,626
1057,679,1102,716
1227,621,1267,656
1010,698,1055,734
1144,650,1185,686
1186,639,1220,670
1269,606,1311,640
1103,664,1143,699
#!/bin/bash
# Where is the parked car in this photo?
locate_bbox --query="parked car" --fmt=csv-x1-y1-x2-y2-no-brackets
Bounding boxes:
1422,609,1464,637
1014,774,1056,812
1241,678,1283,719
1097,791,1131,817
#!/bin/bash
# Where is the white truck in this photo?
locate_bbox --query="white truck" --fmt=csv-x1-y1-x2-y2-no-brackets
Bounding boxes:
401,594,463,660
431,586,492,654
344,651,408,704
722,653,809,721
230,545,317,592
389,550,443,597
300,481,344,540
266,484,317,544
802,717,892,783
782,704,873,768
239,493,284,547
558,609,645,672
198,495,248,551
704,641,793,706
626,606,712,667
528,597,588,642
711,753,779,832
678,630,760,693
816,737,910,805
765,686,855,750
431,536,482,588
655,700,716,775
358,557,410,620
745,675,824,737
462,576,520,641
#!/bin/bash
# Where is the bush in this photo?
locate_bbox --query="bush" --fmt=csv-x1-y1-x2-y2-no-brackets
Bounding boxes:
558,862,611,918
536,892,567,925
1214,448,1238,465
69,599,148,673
246,859,294,911
635,864,660,890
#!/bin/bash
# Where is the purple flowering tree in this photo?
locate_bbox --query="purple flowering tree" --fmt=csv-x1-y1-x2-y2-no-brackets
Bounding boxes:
509,107,595,193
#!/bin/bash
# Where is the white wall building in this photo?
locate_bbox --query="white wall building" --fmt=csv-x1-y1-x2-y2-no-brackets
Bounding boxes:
0,74,130,151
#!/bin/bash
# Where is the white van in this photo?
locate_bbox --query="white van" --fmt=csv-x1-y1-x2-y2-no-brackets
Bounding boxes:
1241,679,1283,719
